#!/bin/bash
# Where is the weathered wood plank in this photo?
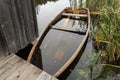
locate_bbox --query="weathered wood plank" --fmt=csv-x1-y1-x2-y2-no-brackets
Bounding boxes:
5,61,30,80
0,55,21,79
0,55,20,74
23,65,42,80
36,71,58,80
0,56,24,80
13,63,41,80
0,54,15,67
0,56,5,61
62,13,88,17
0,54,58,80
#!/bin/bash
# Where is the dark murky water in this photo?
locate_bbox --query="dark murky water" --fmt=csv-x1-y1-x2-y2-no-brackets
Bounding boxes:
40,29,84,75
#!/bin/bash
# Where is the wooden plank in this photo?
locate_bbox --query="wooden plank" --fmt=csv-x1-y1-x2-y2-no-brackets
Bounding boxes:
62,13,88,17
0,54,15,68
36,71,58,80
2,55,42,80
0,56,24,80
24,65,42,80
0,54,57,80
5,60,30,80
52,26,86,34
0,56,5,61
90,12,100,15
0,54,14,62
14,63,42,80
0,55,20,74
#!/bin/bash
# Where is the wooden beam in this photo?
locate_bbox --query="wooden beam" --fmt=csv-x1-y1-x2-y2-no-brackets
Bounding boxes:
52,27,86,35
90,12,100,15
62,13,88,17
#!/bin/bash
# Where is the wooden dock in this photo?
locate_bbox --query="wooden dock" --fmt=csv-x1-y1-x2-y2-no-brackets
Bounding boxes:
0,54,58,80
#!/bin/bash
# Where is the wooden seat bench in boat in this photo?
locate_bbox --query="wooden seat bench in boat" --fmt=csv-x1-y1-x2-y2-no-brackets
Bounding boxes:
52,26,86,35
62,13,88,17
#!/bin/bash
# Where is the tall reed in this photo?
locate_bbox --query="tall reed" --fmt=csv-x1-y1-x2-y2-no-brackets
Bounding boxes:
85,0,120,63
93,7,120,63
86,0,120,12
69,0,120,63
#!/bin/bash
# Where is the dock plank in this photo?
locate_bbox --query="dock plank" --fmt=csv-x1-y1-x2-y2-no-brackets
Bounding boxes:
14,63,41,80
0,57,24,79
0,55,20,75
0,54,16,68
0,56,5,61
0,54,58,80
36,71,58,80
5,61,30,80
25,66,42,80
0,54,15,66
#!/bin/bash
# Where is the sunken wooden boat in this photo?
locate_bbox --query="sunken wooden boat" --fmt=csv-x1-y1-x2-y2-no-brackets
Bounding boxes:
27,7,90,78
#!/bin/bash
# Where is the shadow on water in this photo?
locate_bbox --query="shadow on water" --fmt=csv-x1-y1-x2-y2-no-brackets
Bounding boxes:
16,44,33,60
16,43,43,69
31,47,43,69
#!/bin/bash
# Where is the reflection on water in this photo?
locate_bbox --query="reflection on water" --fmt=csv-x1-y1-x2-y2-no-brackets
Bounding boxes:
35,0,57,6
54,18,87,32
92,65,120,80
36,0,70,33
69,0,86,9
65,39,92,80
40,29,84,75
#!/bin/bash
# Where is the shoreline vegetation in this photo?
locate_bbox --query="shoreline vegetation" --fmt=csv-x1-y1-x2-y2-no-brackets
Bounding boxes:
70,0,120,65
87,0,120,64
69,0,120,79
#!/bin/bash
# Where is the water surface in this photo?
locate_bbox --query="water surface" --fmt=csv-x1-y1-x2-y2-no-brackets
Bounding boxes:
34,0,120,80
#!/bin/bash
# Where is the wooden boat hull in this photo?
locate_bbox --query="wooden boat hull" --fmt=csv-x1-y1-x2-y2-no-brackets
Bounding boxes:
27,7,90,78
